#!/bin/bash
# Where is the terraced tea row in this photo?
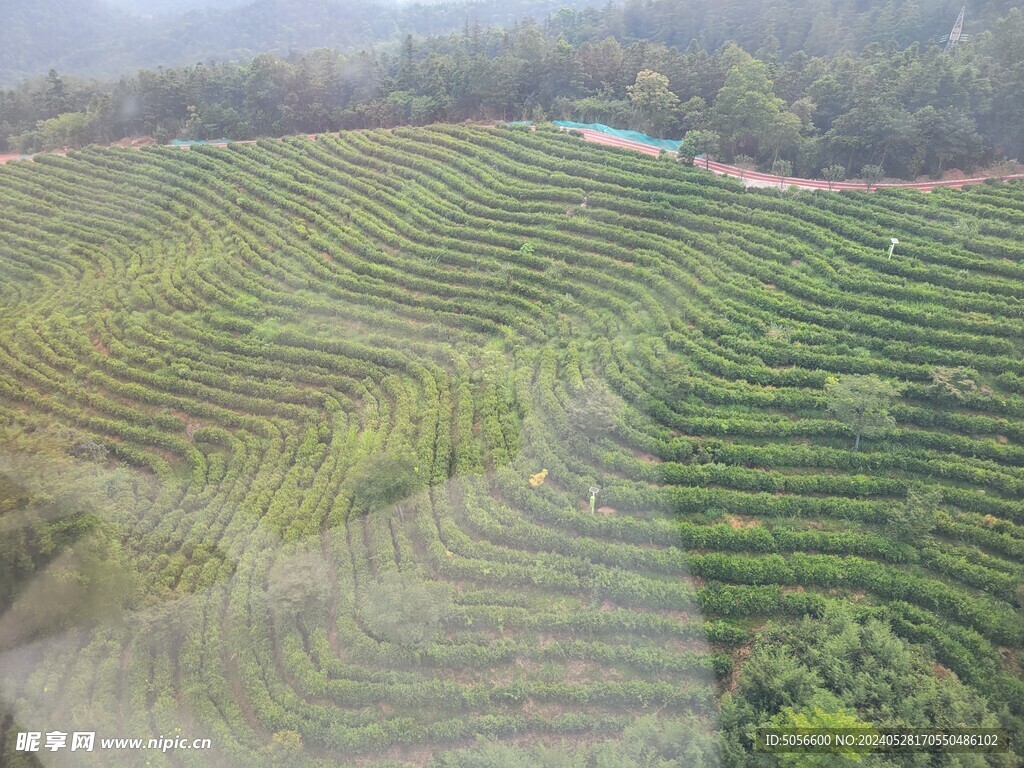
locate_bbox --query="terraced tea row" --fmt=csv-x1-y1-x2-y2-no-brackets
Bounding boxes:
0,125,1022,766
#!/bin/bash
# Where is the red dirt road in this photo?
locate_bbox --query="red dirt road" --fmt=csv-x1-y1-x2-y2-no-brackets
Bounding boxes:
576,129,663,158
572,128,1024,192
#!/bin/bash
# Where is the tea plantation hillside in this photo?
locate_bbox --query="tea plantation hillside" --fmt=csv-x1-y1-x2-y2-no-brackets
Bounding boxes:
0,125,1023,766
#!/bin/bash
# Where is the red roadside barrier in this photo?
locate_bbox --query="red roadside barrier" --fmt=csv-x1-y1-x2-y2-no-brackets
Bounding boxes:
572,128,1024,192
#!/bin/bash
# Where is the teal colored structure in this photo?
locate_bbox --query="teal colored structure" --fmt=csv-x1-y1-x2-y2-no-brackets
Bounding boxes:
170,138,232,146
552,121,681,152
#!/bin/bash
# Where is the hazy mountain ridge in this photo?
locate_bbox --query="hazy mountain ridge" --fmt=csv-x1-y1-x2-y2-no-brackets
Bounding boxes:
104,0,262,15
5,0,1017,86
0,0,608,85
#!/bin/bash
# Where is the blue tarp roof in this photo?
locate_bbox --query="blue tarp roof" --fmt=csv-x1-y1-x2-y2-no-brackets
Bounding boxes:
553,121,681,152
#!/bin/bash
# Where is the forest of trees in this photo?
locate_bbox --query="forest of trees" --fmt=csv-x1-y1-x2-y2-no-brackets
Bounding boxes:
2,2,1023,179
427,607,1014,767
0,0,608,85
552,0,1020,57
4,0,1018,86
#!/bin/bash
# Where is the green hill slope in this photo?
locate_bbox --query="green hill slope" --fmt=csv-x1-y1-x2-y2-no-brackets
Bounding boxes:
0,125,1022,765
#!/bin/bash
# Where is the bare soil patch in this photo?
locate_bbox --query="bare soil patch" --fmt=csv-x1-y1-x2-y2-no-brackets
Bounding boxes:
112,136,155,148
726,644,753,692
632,448,662,463
90,336,110,356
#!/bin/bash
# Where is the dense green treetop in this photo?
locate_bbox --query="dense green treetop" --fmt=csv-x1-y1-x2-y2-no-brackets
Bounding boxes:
721,607,1015,767
824,374,903,451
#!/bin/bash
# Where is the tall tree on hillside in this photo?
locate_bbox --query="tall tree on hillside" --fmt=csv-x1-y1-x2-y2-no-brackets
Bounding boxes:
627,69,679,137
680,129,720,168
678,131,699,164
542,37,582,102
825,85,912,175
485,55,526,121
909,106,983,176
710,59,787,159
577,37,626,95
678,95,708,133
43,69,69,118
859,163,886,190
824,374,903,451
244,54,291,137
821,164,845,191
762,110,803,165
771,158,793,182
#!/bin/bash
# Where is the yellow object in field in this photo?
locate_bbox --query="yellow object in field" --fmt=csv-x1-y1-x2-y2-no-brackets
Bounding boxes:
529,469,548,488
